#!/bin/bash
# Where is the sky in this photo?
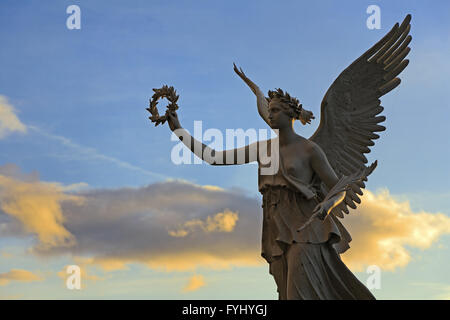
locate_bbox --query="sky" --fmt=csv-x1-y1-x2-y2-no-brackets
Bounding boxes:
0,0,449,299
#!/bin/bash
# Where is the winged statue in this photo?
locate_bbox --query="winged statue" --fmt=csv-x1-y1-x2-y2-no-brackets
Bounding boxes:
233,14,411,219
159,14,412,299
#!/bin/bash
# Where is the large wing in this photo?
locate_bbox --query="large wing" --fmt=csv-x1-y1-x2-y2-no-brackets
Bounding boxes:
299,161,378,231
310,15,412,217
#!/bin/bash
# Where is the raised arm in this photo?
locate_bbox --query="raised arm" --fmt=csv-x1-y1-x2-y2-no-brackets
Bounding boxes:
233,63,270,126
167,111,258,165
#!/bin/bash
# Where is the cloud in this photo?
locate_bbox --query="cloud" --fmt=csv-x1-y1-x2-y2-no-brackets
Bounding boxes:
31,179,264,272
55,184,450,272
0,294,22,300
1,251,13,259
0,94,166,180
28,126,168,180
0,95,27,139
182,274,205,292
410,282,450,300
168,209,238,237
341,189,450,271
0,164,83,249
0,269,43,286
2,165,449,273
61,182,90,192
433,286,450,300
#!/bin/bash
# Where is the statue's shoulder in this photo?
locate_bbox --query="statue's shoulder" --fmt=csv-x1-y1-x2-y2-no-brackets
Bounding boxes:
288,135,317,156
300,137,324,157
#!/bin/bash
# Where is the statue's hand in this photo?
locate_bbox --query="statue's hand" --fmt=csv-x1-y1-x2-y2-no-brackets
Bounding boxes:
233,63,259,94
312,202,329,220
167,111,181,132
297,201,328,232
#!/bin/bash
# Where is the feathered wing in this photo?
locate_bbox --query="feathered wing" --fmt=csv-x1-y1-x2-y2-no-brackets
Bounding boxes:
310,14,412,218
298,161,378,231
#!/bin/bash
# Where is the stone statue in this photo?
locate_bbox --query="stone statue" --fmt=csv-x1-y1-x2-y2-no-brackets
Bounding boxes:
153,14,412,299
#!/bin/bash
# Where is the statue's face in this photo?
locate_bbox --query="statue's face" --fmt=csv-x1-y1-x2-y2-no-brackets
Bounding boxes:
268,99,292,129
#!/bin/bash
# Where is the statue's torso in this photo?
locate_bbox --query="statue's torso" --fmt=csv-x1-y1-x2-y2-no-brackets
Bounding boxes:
258,137,315,193
257,137,352,263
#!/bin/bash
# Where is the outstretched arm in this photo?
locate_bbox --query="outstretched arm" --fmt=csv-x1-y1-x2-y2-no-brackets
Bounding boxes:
167,111,258,165
233,63,270,126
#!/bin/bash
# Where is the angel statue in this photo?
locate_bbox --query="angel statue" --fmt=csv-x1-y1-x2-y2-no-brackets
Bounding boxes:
156,14,412,300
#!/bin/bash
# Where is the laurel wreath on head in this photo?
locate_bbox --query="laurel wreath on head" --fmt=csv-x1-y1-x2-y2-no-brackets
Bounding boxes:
146,85,179,126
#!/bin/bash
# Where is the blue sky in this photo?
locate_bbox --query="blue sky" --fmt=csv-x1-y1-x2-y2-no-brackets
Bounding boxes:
0,0,449,299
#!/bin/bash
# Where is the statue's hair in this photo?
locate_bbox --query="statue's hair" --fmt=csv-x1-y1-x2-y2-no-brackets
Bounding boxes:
267,88,313,125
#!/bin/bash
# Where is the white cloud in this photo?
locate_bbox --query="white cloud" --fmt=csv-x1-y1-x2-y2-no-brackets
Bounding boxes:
342,189,450,271
0,95,27,139
28,125,168,180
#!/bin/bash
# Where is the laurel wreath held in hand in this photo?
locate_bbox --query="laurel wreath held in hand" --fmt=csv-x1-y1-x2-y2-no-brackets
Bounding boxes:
147,85,179,126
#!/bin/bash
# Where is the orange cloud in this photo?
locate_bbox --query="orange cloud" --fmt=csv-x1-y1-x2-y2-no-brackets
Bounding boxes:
342,189,450,271
169,209,239,237
1,251,13,259
0,166,84,249
0,269,43,286
182,275,205,292
88,249,263,273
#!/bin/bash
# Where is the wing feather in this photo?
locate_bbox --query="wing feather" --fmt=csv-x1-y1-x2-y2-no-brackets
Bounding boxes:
310,15,412,218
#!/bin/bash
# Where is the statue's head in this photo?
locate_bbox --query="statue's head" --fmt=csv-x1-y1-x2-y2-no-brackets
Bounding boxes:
267,88,313,129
